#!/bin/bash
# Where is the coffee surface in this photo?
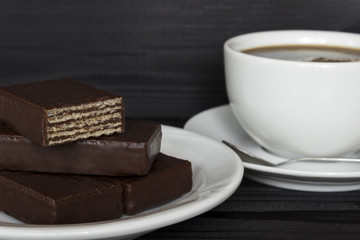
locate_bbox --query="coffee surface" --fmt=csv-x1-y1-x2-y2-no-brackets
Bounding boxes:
242,45,360,62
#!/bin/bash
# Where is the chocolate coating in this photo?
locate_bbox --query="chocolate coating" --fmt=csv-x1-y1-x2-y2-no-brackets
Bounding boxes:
0,153,192,224
0,79,124,146
107,153,193,215
0,171,123,224
0,120,161,176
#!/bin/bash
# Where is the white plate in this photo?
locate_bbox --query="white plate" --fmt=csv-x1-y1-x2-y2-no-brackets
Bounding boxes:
0,125,244,240
184,105,360,192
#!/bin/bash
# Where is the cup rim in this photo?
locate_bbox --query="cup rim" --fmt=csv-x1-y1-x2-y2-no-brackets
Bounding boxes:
224,30,360,66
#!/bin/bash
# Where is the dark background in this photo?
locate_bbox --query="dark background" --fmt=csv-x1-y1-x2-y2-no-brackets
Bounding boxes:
1,0,360,122
2,1,360,239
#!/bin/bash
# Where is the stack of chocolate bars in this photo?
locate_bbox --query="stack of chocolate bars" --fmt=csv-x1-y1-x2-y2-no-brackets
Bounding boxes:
0,79,192,224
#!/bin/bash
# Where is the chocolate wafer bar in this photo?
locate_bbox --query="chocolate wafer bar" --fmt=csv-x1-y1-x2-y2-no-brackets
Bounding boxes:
0,120,161,176
0,172,123,224
112,153,193,215
0,153,192,224
0,79,124,146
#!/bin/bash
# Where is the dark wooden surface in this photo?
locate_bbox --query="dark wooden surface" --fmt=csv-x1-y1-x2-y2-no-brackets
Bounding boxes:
138,120,360,240
2,1,360,239
141,179,360,240
2,0,360,120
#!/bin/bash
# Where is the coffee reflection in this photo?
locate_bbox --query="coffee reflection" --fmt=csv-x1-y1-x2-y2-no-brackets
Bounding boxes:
242,45,360,62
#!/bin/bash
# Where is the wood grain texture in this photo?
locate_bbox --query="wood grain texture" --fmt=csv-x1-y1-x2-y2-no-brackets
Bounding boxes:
139,178,360,240
0,0,360,119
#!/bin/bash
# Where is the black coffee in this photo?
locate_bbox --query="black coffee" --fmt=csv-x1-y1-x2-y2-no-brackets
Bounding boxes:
242,45,360,62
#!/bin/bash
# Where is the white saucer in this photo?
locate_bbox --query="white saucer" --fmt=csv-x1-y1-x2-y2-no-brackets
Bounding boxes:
184,105,360,192
0,125,244,240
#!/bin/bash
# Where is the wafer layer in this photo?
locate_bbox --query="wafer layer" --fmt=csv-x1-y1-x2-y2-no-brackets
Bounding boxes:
45,97,123,146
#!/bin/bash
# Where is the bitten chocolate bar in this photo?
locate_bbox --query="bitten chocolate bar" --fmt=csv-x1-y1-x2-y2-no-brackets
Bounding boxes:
0,172,123,224
0,120,161,176
0,79,124,146
0,153,192,224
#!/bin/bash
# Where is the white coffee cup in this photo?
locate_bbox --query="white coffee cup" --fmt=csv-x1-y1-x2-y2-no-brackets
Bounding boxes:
224,30,360,157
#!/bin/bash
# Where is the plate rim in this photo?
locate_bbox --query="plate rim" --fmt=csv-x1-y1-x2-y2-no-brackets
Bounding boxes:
0,124,244,240
184,104,360,180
